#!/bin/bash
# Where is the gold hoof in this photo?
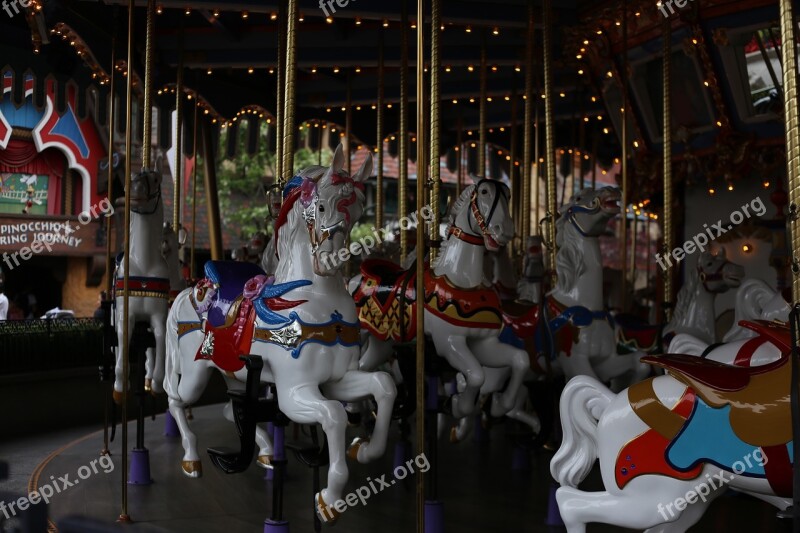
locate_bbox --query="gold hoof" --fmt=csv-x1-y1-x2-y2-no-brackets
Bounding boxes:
315,492,341,524
181,460,202,478
144,379,152,393
449,426,460,444
256,455,274,470
112,390,124,405
347,437,369,461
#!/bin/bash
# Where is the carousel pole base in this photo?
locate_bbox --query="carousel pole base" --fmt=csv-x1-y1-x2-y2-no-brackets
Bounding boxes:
393,440,411,471
263,519,289,533
546,483,564,526
164,411,180,438
266,425,286,482
424,500,444,533
511,445,530,471
128,448,153,485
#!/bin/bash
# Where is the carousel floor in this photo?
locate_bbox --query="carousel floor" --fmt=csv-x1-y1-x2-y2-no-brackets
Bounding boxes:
0,404,793,533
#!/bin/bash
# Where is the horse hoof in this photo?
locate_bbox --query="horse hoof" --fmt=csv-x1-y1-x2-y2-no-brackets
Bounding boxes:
449,426,460,444
112,390,124,405
315,492,341,524
256,455,274,470
144,379,152,393
181,460,202,478
347,437,369,462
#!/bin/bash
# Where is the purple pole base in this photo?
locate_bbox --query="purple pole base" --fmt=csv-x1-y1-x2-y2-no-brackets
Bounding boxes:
164,411,180,438
267,422,275,440
511,445,530,471
128,448,153,485
472,414,489,443
393,440,410,471
266,425,286,481
546,483,564,526
424,501,444,533
263,519,289,533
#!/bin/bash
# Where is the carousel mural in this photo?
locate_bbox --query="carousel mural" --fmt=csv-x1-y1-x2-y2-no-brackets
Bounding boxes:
0,0,798,532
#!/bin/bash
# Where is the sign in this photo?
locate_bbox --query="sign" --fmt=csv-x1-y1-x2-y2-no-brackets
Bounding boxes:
0,214,105,256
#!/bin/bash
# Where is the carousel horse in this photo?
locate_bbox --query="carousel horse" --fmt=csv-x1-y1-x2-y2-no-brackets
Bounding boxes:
616,248,744,354
518,235,546,304
166,147,397,523
354,177,532,421
550,319,792,532
112,169,170,403
162,223,187,303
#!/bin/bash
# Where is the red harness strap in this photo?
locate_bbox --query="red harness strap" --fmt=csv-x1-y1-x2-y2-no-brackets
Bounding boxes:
114,278,171,294
447,225,484,246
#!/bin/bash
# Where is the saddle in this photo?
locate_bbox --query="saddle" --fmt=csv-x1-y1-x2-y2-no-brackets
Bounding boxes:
615,313,663,353
204,261,267,328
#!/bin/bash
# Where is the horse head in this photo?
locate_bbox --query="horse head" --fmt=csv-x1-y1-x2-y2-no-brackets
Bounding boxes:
557,187,620,239
698,248,744,293
448,177,513,252
310,144,371,276
129,168,162,215
161,222,180,260
247,232,269,259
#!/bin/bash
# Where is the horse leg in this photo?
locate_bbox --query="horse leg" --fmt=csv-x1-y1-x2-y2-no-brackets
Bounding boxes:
149,309,167,394
168,361,214,477
322,369,397,463
643,488,723,533
113,307,135,403
275,382,348,523
222,378,273,467
504,384,541,435
431,333,483,419
469,337,529,417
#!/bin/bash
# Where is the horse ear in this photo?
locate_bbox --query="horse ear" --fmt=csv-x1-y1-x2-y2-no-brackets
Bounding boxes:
716,246,727,259
331,144,345,174
352,152,373,183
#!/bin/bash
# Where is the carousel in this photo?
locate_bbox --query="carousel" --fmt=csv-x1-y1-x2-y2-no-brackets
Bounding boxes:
0,0,798,532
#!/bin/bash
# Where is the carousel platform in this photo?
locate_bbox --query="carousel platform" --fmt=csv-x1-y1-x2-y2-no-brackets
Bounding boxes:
1,404,792,533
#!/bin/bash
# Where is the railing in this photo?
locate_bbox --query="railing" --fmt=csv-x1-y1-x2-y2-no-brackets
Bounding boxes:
0,318,109,375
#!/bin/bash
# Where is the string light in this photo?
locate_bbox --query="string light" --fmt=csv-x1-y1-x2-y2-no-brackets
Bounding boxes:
270,12,277,20
241,10,248,19
156,4,163,14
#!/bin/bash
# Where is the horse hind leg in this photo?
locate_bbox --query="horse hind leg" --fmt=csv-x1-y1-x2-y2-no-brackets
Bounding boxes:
169,362,214,477
431,333,483,419
149,310,167,394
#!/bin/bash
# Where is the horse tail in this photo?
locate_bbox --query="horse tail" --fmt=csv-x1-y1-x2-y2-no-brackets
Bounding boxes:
164,289,189,401
550,375,614,487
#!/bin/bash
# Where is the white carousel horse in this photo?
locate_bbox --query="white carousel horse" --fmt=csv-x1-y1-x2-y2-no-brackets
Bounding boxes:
166,148,397,523
113,169,170,403
616,249,745,355
354,177,531,420
518,235,545,305
550,320,792,532
162,222,187,302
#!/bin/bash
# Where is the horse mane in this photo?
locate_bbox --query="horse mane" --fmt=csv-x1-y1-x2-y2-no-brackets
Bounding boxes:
669,263,700,328
722,278,779,342
433,184,476,269
553,211,585,294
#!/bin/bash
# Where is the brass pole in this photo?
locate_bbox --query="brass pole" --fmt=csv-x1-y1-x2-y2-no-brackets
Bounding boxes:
534,99,540,235
202,120,223,260
142,0,155,169
376,31,385,230
630,212,637,290
346,70,353,175
579,97,586,190
479,36,487,177
190,97,198,279
620,0,629,312
510,81,519,253
118,0,135,522
174,26,184,229
430,0,441,261
415,1,427,531
662,17,674,321
780,0,800,303
591,132,598,189
543,0,557,282
105,40,116,296
282,0,297,182
522,2,533,243
276,3,285,183
399,0,409,262
456,116,463,196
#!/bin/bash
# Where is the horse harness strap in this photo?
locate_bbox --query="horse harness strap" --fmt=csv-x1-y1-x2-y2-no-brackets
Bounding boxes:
115,277,171,300
253,321,360,349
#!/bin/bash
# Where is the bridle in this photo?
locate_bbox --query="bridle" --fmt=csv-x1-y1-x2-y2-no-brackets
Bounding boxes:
448,179,509,246
563,196,605,237
698,259,729,291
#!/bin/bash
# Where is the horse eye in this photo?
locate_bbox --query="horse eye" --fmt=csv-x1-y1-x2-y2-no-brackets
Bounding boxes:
319,205,325,213
481,189,488,194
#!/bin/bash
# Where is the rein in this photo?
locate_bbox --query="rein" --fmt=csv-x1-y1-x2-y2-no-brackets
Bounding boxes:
448,179,507,246
564,198,603,237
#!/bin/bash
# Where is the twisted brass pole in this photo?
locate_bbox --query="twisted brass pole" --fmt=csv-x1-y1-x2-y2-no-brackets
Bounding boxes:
620,0,629,313
376,31,385,230
142,0,154,169
190,96,198,279
415,2,427,531
456,116,463,196
282,0,297,182
399,0,409,262
479,36,487,177
523,1,534,239
174,25,184,230
543,0,557,283
662,18,674,322
781,0,800,303
118,0,135,521
510,81,519,254
346,71,352,175
105,39,116,296
276,3,285,183
430,0,441,261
